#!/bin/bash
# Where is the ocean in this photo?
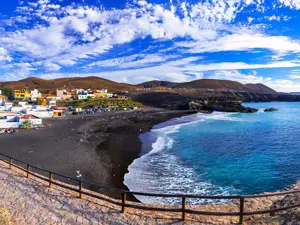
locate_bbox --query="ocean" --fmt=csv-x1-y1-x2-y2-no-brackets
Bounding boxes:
124,102,300,205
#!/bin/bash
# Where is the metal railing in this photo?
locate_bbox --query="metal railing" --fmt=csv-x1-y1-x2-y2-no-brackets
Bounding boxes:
0,152,300,224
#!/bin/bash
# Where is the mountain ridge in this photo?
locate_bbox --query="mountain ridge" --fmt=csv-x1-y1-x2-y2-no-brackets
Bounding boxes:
137,79,277,95
0,77,278,95
0,76,136,93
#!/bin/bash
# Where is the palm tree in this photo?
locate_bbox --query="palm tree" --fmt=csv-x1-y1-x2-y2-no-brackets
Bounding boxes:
22,120,31,129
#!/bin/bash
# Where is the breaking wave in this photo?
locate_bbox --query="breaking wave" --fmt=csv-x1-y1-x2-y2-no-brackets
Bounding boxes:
124,112,242,205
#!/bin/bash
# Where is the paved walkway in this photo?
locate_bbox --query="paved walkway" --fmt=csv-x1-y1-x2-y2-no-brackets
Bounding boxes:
0,161,299,225
0,161,219,225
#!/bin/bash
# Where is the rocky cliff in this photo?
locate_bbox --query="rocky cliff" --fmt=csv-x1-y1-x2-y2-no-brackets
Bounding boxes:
130,91,300,113
129,92,258,113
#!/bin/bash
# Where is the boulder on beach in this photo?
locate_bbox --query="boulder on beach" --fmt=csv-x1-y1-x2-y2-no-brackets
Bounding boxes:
264,108,278,112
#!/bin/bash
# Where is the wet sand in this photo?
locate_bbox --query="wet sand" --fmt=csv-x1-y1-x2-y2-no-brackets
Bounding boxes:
0,108,196,199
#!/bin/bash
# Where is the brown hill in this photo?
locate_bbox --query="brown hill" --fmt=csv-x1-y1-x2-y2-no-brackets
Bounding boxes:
0,77,278,95
244,83,277,95
0,76,136,93
138,79,278,94
138,80,178,89
177,79,247,91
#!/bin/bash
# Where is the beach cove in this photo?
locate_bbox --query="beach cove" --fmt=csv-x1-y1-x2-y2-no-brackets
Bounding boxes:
0,108,196,199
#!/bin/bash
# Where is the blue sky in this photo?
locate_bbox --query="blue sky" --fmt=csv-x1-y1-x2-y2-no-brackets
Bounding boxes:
1,0,300,91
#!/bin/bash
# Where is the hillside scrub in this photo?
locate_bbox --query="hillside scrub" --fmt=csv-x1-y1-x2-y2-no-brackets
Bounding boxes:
57,98,143,110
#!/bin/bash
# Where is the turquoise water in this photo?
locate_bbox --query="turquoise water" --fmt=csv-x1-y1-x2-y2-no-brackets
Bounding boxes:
124,102,300,204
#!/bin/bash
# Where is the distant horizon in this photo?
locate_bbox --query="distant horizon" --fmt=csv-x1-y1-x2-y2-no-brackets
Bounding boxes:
2,0,300,92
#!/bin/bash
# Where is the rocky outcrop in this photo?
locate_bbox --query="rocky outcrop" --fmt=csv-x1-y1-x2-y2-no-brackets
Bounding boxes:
130,92,259,113
130,89,300,113
189,100,258,113
230,92,300,102
267,181,300,224
128,92,194,110
264,108,278,112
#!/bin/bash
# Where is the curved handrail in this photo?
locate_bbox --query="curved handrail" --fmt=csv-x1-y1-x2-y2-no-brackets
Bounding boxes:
1,151,300,224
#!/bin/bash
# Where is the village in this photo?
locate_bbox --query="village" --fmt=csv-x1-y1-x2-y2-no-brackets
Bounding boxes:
0,88,139,132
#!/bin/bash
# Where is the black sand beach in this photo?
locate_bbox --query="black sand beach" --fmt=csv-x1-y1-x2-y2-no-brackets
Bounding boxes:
0,109,196,199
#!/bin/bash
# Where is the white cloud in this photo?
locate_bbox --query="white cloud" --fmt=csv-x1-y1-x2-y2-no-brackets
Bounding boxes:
2,0,258,68
57,59,77,66
1,62,36,81
185,61,300,72
208,70,272,84
278,0,300,9
206,70,300,92
289,75,300,79
265,15,281,21
40,58,300,84
43,62,61,71
86,54,141,68
177,32,300,55
0,48,12,62
68,17,89,33
1,23,72,58
87,54,182,69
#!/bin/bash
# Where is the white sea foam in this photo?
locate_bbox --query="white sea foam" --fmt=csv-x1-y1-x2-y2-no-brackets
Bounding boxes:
124,112,241,205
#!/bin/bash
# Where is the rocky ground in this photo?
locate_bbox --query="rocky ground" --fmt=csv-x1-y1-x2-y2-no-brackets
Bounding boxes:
1,160,300,225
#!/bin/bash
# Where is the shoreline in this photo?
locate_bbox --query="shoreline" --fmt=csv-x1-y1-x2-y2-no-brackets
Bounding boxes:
0,108,197,200
91,109,198,199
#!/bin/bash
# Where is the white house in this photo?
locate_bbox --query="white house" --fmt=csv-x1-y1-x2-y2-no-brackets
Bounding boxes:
56,89,71,100
30,89,42,101
0,115,20,129
18,102,31,108
27,109,54,118
78,93,95,100
4,102,13,111
11,106,26,113
73,89,86,95
48,100,56,107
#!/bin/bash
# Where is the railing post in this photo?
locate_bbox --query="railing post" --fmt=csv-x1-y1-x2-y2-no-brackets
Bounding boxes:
182,196,186,221
239,197,245,224
122,193,126,213
26,165,30,178
270,211,276,217
49,172,53,188
9,158,12,169
79,181,82,199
